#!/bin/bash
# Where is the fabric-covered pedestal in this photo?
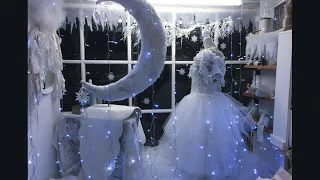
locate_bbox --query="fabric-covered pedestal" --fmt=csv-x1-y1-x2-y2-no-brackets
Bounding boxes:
52,104,146,180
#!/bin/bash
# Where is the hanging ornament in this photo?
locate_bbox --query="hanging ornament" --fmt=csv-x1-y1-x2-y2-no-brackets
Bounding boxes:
191,35,198,43
143,98,150,105
220,43,227,50
177,68,186,75
107,72,115,81
75,88,90,105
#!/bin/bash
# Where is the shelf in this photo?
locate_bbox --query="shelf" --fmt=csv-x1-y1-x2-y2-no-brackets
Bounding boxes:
263,127,273,134
243,93,275,102
244,65,277,69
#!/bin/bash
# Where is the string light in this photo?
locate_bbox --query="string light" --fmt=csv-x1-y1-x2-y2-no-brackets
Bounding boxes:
118,16,122,23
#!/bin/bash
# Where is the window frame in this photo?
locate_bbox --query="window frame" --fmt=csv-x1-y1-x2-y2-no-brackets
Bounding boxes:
62,12,247,114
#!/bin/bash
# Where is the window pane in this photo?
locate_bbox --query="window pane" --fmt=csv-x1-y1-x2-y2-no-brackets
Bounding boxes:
219,22,254,61
58,17,80,60
141,113,170,146
131,12,172,61
132,41,171,61
132,64,172,109
62,64,82,111
84,17,127,60
85,64,129,106
175,64,192,104
222,64,253,105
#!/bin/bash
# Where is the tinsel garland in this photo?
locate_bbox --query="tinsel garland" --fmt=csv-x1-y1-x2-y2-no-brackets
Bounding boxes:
122,16,234,47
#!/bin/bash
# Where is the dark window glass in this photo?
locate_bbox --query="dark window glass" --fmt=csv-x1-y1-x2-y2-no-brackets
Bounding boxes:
58,17,80,60
84,17,127,60
85,64,129,106
132,65,172,110
62,64,82,111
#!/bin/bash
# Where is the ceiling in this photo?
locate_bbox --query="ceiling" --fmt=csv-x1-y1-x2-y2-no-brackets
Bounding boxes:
64,0,260,10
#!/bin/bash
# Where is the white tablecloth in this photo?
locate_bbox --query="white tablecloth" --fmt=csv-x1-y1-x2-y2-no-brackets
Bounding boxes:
52,105,146,180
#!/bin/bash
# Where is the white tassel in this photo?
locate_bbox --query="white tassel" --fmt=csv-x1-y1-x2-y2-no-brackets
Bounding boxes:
28,0,66,32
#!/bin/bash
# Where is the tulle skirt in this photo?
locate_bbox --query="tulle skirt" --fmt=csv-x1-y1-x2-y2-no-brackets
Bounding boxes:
139,92,275,180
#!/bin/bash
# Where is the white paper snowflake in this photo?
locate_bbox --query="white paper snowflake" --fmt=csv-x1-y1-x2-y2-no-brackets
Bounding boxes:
191,35,198,42
178,68,186,75
75,88,90,105
143,98,150,105
187,73,191,78
220,43,227,50
107,72,115,81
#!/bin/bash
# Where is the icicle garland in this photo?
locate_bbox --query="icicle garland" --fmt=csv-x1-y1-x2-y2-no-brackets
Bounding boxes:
245,31,279,65
122,16,234,47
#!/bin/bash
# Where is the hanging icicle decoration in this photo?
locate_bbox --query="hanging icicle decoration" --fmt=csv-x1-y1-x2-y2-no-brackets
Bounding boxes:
122,16,234,47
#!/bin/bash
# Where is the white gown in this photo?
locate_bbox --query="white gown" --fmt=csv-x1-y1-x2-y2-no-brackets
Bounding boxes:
139,48,276,180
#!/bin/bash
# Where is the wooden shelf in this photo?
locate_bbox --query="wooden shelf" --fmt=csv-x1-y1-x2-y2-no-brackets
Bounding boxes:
264,127,273,134
243,93,275,102
244,65,277,69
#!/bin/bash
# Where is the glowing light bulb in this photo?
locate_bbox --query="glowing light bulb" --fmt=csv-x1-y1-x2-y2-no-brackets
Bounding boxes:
211,171,215,175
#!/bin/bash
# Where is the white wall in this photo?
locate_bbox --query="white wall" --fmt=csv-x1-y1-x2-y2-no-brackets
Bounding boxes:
253,0,287,171
28,94,60,180
259,0,285,18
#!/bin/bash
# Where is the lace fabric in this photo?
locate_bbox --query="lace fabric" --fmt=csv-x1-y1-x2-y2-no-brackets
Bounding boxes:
190,47,226,94
52,109,144,180
28,29,66,120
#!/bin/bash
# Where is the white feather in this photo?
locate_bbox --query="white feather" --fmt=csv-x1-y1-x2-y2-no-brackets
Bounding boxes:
28,0,66,32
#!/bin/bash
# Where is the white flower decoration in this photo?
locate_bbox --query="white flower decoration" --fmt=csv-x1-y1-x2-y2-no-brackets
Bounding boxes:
143,98,150,105
75,88,90,105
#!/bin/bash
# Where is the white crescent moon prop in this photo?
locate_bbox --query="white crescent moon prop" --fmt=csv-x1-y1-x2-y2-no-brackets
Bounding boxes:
81,0,166,101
